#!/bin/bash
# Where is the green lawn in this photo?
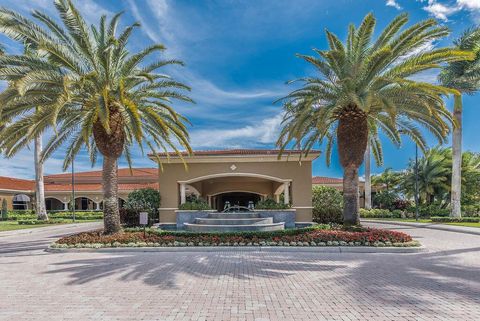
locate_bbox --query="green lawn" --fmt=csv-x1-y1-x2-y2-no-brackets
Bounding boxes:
363,217,480,228
0,220,101,232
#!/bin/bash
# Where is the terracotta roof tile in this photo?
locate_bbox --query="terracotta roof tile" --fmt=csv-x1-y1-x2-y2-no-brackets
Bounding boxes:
44,182,159,192
0,176,35,191
45,168,157,179
312,176,343,184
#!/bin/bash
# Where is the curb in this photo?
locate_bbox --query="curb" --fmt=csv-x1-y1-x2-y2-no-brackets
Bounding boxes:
45,245,425,254
363,220,480,236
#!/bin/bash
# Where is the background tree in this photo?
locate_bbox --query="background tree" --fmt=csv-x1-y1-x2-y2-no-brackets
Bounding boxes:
277,13,470,225
439,27,480,217
124,188,161,222
0,0,193,234
372,168,402,192
402,148,452,204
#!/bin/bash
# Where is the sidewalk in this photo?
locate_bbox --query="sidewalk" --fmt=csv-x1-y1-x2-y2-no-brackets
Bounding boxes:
363,219,480,236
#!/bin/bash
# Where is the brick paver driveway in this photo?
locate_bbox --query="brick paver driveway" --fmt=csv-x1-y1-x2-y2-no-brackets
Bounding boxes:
0,222,479,321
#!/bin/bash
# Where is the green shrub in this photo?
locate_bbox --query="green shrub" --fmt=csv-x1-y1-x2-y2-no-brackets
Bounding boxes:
49,211,103,220
18,219,65,225
1,198,8,220
312,186,343,224
178,195,211,210
255,198,290,210
462,205,480,217
416,204,450,217
359,208,394,218
430,216,480,223
124,188,161,222
373,191,398,210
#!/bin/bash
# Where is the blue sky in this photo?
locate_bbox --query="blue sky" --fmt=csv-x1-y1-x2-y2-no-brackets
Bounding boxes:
0,0,479,179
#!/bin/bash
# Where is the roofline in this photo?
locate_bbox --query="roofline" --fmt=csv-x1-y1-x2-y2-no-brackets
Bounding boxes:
148,149,321,163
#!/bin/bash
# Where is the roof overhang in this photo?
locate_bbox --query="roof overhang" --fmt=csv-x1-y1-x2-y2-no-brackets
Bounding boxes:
148,149,321,164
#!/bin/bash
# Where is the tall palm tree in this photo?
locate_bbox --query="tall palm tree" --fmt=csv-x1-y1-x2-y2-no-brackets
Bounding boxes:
0,0,193,234
439,27,480,217
277,13,472,225
364,141,372,209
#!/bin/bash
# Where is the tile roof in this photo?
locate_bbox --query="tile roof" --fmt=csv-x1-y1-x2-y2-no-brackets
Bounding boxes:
152,149,321,157
312,176,343,184
0,176,35,191
45,168,157,179
44,182,159,192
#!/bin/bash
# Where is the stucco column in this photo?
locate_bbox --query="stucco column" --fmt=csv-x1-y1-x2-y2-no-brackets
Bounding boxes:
63,202,69,211
207,195,212,207
283,182,290,205
95,202,100,211
180,183,186,204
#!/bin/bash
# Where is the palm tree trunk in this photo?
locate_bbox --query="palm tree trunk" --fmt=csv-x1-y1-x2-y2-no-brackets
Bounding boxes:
34,134,48,220
103,155,121,234
364,141,372,210
451,94,462,218
343,164,360,225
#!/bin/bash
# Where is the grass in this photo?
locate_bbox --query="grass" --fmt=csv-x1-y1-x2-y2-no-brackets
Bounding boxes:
0,219,101,232
363,217,480,228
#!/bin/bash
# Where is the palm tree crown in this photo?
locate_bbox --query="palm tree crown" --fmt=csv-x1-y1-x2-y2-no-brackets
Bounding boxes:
277,13,472,224
0,0,193,233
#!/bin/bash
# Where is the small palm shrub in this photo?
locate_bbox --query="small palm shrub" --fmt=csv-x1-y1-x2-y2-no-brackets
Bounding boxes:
312,186,343,224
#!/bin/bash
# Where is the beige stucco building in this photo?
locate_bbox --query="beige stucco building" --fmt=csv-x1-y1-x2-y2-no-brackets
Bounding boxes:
149,149,320,223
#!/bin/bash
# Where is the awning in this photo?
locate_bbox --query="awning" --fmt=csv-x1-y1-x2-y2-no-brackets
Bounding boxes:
13,194,31,202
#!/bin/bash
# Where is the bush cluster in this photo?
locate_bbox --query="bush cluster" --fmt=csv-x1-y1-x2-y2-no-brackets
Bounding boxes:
312,186,343,224
461,205,480,217
178,195,211,210
54,226,414,248
430,216,480,223
4,211,102,221
359,208,403,218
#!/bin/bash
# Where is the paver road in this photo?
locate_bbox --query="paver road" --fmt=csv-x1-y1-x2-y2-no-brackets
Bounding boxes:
0,222,479,321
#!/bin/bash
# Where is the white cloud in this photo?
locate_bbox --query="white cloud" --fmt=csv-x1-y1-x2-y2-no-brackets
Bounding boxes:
189,113,285,149
386,0,402,10
457,0,480,10
422,0,480,21
423,0,460,21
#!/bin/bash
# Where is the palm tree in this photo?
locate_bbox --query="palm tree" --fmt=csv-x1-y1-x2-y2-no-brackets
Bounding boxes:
277,13,472,225
364,141,372,209
372,168,402,192
0,0,193,234
439,27,480,217
402,148,452,204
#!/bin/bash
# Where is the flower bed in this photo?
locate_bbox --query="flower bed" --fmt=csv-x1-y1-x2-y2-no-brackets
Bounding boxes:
52,226,417,248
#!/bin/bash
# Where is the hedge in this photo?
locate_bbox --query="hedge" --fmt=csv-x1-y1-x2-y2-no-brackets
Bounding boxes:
359,208,403,218
430,216,480,223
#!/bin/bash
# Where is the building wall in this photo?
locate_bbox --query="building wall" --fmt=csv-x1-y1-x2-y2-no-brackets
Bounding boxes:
158,160,314,223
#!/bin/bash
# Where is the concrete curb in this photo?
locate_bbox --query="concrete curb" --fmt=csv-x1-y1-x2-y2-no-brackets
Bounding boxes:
45,245,425,254
364,220,480,236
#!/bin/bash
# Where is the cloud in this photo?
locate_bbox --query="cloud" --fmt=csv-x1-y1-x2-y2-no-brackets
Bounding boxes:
189,113,285,149
386,0,402,10
423,0,460,21
422,0,480,21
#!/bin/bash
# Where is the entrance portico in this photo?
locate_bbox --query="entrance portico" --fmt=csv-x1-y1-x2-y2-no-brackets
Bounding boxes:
149,149,320,223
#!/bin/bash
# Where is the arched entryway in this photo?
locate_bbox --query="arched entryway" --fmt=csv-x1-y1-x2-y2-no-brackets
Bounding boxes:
178,173,291,210
45,197,65,211
214,191,262,210
75,197,95,211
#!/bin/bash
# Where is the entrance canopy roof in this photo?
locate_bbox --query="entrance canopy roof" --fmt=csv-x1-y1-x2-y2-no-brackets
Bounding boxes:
149,149,321,163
